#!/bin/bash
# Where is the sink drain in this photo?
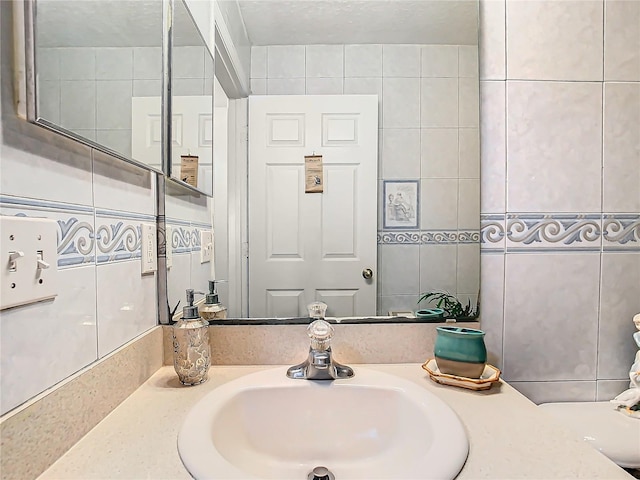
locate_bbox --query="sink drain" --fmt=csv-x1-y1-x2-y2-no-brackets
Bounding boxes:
308,466,335,480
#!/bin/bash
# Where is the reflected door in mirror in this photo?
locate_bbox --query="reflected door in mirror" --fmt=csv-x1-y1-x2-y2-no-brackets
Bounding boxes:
248,95,378,318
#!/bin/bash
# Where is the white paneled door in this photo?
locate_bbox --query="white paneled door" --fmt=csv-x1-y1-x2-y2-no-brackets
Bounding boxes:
248,95,378,317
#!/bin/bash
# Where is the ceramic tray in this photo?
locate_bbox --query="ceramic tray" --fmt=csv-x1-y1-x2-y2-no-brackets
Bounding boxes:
422,358,501,391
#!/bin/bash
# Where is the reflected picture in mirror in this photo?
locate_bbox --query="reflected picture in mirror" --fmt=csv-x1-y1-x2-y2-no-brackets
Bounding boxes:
33,0,164,170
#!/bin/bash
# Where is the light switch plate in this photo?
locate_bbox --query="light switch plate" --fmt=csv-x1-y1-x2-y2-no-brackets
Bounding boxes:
1,216,58,310
200,230,213,264
141,223,157,274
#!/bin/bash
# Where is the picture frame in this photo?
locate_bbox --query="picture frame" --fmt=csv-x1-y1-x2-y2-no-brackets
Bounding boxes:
383,180,420,230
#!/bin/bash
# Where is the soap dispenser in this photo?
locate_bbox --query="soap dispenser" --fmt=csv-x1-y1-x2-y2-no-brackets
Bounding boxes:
172,289,210,385
199,280,227,320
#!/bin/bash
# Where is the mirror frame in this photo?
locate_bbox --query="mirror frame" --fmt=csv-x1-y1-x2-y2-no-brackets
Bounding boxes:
22,0,214,198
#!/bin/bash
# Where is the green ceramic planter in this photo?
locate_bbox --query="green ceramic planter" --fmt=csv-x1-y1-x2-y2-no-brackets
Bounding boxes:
434,326,487,378
415,308,445,321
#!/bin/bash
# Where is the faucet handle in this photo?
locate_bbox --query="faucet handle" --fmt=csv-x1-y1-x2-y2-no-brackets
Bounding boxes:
307,320,334,351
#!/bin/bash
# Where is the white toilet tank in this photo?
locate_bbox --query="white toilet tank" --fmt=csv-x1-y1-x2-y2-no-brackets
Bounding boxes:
539,402,640,469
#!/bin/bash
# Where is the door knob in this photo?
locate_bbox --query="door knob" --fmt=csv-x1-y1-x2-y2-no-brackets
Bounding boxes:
362,268,373,280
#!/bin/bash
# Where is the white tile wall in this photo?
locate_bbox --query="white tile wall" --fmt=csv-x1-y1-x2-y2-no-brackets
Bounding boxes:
479,0,505,80
305,45,344,78
597,253,640,379
96,80,132,130
96,48,133,80
421,46,458,78
250,46,267,78
267,78,305,95
173,46,206,79
383,77,421,128
459,128,480,179
479,253,505,368
603,82,640,213
59,48,95,80
305,77,343,95
419,244,457,294
382,45,421,77
596,379,631,401
506,0,603,81
381,129,421,179
421,178,458,229
510,381,597,404
0,36,167,419
60,81,96,129
344,45,382,77
0,266,98,414
421,129,458,178
267,46,305,78
133,47,163,80
93,151,156,214
479,80,505,213
604,0,640,81
96,260,157,358
506,81,603,213
420,78,458,127
0,130,94,207
480,0,639,406
379,245,421,296
503,254,600,382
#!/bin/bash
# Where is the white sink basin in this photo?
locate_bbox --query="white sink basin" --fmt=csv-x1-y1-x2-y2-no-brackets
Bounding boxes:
178,366,468,479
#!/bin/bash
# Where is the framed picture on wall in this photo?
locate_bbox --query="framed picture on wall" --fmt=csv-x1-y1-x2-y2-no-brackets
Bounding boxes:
383,180,420,230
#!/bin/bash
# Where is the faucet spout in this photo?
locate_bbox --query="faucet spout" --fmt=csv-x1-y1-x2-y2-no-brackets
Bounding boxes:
286,320,354,380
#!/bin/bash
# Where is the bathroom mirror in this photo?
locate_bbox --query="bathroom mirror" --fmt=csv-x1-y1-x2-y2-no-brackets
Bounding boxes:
29,0,165,172
163,0,481,322
167,0,215,196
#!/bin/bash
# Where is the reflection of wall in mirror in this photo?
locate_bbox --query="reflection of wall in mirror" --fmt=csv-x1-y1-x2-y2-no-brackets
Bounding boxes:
35,45,212,174
249,44,480,316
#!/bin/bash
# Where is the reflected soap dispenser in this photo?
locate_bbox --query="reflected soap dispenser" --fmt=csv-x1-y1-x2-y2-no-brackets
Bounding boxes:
172,289,211,385
199,280,227,320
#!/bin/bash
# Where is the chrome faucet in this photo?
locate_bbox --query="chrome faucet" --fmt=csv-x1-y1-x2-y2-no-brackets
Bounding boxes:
286,319,354,380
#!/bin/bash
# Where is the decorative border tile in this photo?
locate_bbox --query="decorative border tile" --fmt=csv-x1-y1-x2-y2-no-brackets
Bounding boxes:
94,220,141,264
57,216,96,267
602,214,640,251
482,214,640,253
377,230,480,245
165,218,211,255
0,207,96,268
505,214,602,253
1,195,160,267
481,214,506,252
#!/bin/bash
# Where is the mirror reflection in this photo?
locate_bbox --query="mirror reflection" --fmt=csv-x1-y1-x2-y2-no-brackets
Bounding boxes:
168,0,215,196
34,0,163,169
176,0,481,321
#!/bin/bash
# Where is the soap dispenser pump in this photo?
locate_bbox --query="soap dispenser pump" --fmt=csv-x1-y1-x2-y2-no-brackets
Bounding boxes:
199,280,228,320
172,289,210,385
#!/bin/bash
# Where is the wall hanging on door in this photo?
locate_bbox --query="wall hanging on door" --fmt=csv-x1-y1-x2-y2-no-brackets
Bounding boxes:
181,155,199,187
305,155,323,193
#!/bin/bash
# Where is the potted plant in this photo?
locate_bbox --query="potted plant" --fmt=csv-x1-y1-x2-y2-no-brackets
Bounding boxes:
417,291,479,322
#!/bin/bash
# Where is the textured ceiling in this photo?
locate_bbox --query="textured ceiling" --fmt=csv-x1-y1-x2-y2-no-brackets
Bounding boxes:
36,0,204,48
236,0,478,46
35,0,478,48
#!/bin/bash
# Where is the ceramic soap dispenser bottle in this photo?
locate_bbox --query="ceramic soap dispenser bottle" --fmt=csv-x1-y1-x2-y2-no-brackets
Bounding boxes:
172,289,211,385
199,280,227,320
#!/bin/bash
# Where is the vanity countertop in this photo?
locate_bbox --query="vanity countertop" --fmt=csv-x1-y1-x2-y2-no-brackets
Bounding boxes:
37,364,632,480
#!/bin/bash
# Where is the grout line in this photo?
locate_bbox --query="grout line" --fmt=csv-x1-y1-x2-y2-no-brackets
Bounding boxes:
595,0,606,382
501,0,508,376
90,147,100,360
